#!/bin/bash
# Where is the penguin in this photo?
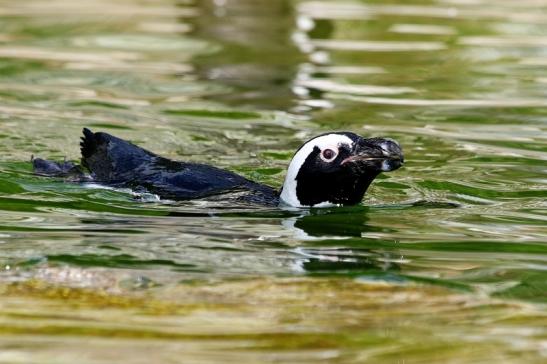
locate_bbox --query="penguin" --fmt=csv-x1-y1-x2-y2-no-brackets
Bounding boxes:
32,128,403,207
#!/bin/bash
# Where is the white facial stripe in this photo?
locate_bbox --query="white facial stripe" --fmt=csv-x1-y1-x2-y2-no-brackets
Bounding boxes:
280,133,354,207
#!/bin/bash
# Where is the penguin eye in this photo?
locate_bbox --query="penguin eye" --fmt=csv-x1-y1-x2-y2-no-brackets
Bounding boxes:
320,148,338,162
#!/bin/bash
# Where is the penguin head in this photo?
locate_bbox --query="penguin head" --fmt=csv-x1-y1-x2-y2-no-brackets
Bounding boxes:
279,132,404,208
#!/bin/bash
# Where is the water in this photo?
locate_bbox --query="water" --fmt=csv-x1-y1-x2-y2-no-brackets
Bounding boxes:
0,0,546,362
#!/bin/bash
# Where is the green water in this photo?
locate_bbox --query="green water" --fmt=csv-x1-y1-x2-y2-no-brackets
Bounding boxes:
0,0,546,362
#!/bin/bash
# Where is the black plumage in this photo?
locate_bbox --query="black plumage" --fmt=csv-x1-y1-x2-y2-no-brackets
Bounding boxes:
32,128,403,207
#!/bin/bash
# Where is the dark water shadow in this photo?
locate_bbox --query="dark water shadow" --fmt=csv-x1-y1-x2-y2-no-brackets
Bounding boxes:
281,202,467,289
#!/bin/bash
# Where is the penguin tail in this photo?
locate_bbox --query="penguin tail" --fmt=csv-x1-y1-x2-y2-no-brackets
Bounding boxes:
80,127,97,163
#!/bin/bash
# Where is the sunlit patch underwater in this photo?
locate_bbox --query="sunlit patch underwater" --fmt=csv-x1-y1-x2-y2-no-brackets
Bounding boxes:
0,0,547,362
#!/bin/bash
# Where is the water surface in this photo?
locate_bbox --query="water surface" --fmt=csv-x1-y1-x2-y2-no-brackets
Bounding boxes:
0,0,546,362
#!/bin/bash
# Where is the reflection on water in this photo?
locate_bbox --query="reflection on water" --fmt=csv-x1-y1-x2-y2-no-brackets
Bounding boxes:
191,0,302,110
0,0,546,362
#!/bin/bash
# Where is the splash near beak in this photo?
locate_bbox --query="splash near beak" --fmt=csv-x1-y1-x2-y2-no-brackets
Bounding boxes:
341,138,404,172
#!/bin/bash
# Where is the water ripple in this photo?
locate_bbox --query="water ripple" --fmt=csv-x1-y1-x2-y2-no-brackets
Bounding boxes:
311,39,446,52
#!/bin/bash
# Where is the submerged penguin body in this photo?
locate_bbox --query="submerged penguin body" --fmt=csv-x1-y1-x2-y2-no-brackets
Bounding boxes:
33,128,403,208
80,129,279,204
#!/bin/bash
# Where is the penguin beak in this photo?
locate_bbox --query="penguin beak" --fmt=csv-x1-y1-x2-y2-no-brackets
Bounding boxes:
341,137,404,172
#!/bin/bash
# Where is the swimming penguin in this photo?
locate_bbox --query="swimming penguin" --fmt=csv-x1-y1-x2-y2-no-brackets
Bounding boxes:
32,128,404,207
